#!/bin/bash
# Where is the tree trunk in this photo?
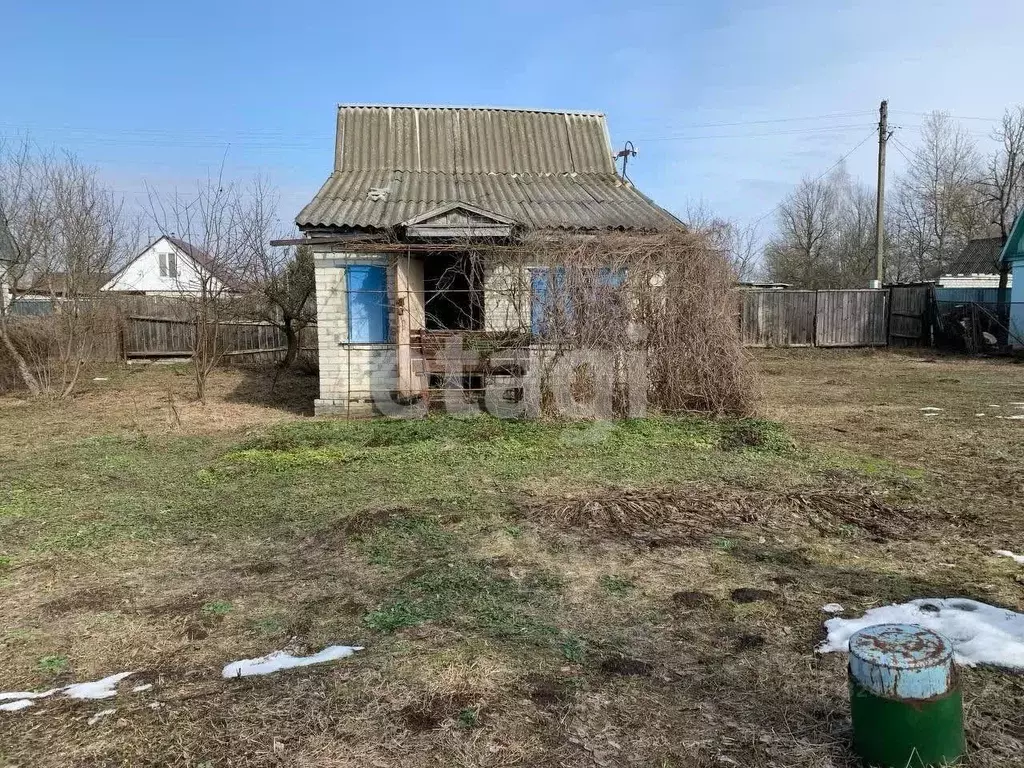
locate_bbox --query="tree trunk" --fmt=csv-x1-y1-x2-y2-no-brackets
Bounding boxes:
0,316,41,395
281,321,299,369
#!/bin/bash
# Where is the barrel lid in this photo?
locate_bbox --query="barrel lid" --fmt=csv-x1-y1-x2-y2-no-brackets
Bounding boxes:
850,624,953,669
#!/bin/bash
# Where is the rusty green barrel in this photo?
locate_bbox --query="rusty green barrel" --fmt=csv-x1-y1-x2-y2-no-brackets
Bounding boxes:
848,624,964,767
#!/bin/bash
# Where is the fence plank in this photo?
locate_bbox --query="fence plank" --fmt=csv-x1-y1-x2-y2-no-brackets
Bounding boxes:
739,290,816,347
888,286,931,346
119,316,317,363
813,289,888,347
740,288,903,348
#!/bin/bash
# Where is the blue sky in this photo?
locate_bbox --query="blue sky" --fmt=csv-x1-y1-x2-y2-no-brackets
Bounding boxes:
3,0,1023,236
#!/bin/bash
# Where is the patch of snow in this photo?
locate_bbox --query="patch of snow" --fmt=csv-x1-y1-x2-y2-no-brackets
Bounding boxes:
923,412,940,417
0,689,57,702
822,603,845,614
92,377,109,382
63,672,135,700
1007,415,1024,421
87,708,116,725
222,645,363,679
988,404,1001,408
976,413,987,417
131,683,153,693
1010,402,1024,407
819,598,1024,669
994,550,1024,565
919,407,943,411
0,700,34,712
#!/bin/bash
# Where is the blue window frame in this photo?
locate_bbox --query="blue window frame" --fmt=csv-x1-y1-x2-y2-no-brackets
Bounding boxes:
530,268,563,336
347,265,389,343
530,267,626,336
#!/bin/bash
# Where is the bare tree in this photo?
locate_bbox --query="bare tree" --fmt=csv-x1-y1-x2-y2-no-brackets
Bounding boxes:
832,170,877,283
238,179,316,369
148,173,271,402
251,243,315,368
685,201,762,282
980,105,1024,240
764,170,843,288
892,112,985,279
0,140,136,397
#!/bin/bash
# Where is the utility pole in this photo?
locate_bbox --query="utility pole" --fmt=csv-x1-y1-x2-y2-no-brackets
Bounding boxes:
873,99,889,288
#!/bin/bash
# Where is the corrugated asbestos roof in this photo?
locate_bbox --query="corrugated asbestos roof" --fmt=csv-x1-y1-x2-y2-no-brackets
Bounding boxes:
945,237,1006,275
297,105,680,232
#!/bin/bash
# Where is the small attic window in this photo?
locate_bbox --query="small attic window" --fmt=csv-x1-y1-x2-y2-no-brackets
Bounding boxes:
159,251,178,279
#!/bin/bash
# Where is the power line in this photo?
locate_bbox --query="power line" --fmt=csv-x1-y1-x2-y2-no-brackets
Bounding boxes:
1,111,879,151
748,128,879,229
636,123,875,142
889,135,915,165
890,110,1001,123
624,110,875,132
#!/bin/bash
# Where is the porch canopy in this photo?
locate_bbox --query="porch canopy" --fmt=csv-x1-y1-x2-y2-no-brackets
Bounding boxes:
295,105,681,238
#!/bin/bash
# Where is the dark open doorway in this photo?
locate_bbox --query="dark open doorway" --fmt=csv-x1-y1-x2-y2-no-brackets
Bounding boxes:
423,252,484,331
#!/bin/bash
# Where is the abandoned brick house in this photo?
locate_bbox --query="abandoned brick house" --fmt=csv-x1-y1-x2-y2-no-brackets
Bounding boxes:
295,104,681,415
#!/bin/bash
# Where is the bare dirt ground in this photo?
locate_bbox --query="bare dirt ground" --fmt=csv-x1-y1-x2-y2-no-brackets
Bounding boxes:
1,351,1022,767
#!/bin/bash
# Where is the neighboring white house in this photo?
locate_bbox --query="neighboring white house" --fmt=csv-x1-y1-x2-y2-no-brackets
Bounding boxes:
0,215,16,312
939,237,1012,289
101,235,237,296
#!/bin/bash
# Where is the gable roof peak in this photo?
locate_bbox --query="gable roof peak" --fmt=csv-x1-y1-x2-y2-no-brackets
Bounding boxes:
337,103,605,118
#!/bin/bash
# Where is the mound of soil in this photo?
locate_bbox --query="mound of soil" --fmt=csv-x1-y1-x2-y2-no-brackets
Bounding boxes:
522,485,944,546
522,487,769,547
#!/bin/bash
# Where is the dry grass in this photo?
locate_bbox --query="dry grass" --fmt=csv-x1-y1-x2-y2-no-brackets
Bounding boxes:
2,350,1024,766
0,362,315,453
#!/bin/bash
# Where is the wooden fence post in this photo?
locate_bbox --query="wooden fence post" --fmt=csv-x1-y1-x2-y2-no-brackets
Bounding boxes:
812,290,820,347
885,286,893,346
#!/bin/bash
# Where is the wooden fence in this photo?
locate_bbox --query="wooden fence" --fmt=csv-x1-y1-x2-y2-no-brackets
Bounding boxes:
739,287,930,348
16,295,318,363
120,316,317,363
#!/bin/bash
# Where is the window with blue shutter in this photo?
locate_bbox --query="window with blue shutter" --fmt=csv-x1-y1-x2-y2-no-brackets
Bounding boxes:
530,267,625,337
347,265,389,343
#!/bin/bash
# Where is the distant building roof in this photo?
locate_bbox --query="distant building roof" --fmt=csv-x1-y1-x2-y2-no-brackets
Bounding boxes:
103,235,244,292
738,281,790,290
15,272,113,296
945,237,1005,276
297,105,681,233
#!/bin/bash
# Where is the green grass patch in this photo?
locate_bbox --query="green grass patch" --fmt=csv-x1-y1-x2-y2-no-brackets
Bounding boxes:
2,413,804,555
364,558,562,644
560,635,588,664
598,574,635,596
354,514,457,568
201,600,233,617
37,655,69,675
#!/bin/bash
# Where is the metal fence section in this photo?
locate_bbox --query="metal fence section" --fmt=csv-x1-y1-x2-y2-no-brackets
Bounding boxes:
933,300,1024,353
934,287,1003,305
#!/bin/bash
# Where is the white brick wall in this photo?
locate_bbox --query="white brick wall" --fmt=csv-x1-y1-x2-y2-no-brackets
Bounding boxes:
313,250,401,415
483,262,531,332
